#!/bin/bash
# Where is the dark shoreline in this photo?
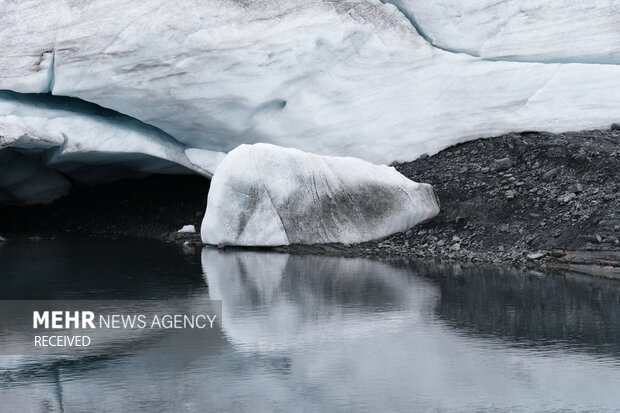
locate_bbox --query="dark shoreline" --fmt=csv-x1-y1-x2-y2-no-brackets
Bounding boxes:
1,129,619,277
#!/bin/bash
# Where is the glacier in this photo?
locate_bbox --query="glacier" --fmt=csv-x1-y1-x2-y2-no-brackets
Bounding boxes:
201,143,440,246
1,0,620,204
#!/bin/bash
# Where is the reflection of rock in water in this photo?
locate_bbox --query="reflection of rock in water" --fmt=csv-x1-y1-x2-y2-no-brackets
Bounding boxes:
425,263,620,353
201,248,439,352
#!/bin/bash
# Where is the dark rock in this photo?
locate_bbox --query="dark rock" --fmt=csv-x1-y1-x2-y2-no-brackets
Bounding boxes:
599,219,620,227
611,123,620,131
558,193,576,203
542,168,559,182
492,157,513,171
568,183,583,193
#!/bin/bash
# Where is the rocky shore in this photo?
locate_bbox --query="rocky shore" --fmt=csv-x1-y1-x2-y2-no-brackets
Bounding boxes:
1,128,618,276
285,128,620,276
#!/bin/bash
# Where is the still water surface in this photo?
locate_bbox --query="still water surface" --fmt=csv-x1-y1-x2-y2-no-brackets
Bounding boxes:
1,236,620,412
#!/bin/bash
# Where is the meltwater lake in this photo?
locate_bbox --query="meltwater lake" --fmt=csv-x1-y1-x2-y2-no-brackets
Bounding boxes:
1,236,620,412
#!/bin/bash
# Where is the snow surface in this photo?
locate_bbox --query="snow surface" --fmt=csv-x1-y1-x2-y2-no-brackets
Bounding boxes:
1,0,620,203
201,143,440,246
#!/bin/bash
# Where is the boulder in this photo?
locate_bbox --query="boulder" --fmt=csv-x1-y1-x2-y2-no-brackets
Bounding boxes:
201,144,440,246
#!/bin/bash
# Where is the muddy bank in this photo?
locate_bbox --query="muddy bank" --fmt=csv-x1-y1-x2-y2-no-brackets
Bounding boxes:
284,129,620,275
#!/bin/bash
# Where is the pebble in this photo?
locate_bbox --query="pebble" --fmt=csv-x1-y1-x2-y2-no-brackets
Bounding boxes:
505,190,515,199
527,252,546,260
451,243,461,251
568,183,583,193
558,193,576,203
599,219,620,227
493,157,513,172
542,168,558,182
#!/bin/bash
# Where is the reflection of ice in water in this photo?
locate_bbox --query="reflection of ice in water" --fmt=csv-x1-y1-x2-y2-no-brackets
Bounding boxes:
202,248,439,352
200,249,620,412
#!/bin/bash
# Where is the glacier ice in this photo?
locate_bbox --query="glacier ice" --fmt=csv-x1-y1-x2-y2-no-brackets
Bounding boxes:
0,91,222,204
0,149,71,205
382,0,620,63
1,0,620,204
201,143,440,246
2,0,620,165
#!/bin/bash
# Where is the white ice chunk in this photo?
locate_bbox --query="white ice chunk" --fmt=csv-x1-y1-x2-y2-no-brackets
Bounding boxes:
177,225,196,234
201,143,440,246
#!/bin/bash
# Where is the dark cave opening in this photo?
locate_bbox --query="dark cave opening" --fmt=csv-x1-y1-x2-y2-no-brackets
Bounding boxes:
0,174,210,240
